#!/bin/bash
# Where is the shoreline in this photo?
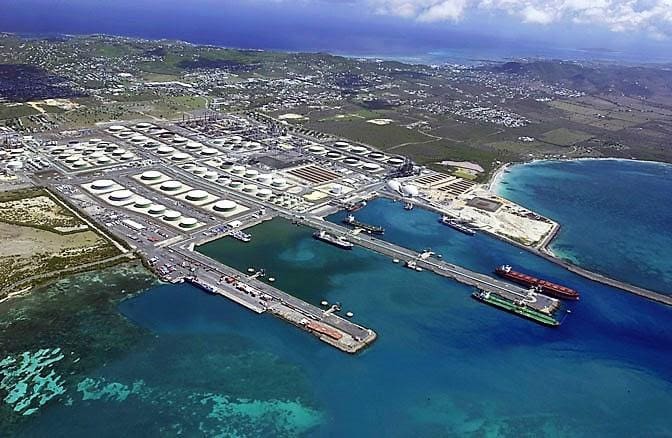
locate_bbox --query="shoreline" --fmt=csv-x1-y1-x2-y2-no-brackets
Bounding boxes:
486,157,672,306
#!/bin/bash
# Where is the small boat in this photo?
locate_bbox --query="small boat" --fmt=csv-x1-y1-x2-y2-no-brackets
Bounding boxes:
404,202,414,211
346,200,367,212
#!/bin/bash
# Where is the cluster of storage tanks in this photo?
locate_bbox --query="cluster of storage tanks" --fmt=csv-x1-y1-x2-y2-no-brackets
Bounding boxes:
386,179,420,197
302,141,405,173
109,123,226,163
211,137,261,151
0,147,29,171
47,138,136,169
137,170,248,213
88,177,205,229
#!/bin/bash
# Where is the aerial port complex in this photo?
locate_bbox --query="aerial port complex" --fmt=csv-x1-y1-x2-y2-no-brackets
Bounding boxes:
1,111,668,352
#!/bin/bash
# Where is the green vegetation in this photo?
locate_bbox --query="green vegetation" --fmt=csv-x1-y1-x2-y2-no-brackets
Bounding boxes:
307,119,430,149
394,140,514,181
540,128,593,146
0,104,39,120
146,95,207,119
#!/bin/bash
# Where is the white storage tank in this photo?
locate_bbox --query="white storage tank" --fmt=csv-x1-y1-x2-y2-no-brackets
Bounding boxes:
141,170,162,181
109,189,134,202
163,210,182,221
185,190,208,201
213,200,237,212
160,180,183,191
91,179,115,191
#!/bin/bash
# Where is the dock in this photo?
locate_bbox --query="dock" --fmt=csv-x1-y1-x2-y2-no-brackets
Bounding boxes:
166,245,377,354
290,215,560,315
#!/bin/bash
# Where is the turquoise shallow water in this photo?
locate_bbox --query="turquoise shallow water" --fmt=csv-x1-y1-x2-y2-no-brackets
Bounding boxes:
5,160,672,436
496,159,672,295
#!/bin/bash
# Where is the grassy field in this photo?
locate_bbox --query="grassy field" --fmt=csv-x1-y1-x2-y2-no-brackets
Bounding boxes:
145,95,207,119
395,139,515,181
540,128,593,146
306,119,431,149
0,104,39,120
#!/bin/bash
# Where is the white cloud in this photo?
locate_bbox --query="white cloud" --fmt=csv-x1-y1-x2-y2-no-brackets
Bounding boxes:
369,0,672,37
521,5,554,24
417,0,468,21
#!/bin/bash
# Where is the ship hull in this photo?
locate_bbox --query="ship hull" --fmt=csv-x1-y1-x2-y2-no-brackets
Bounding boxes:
472,291,560,327
342,218,384,234
495,268,579,300
440,218,475,236
313,233,353,250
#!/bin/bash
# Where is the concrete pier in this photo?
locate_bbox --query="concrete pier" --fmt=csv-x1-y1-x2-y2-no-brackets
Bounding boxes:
168,245,377,354
291,215,560,314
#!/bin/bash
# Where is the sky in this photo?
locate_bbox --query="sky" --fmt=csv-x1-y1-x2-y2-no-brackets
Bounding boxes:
1,0,671,62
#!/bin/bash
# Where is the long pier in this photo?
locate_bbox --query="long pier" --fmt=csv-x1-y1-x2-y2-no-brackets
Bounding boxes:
163,243,377,354
378,194,672,308
290,215,559,314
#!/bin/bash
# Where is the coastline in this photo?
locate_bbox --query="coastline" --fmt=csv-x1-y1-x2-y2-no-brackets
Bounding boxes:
487,157,672,306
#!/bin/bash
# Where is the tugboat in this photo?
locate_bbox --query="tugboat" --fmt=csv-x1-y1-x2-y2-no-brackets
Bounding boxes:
346,200,367,212
312,230,353,250
494,265,580,300
439,216,476,236
342,214,385,234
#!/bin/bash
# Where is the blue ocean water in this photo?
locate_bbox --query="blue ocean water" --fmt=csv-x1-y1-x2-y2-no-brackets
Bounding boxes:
10,161,672,436
496,159,672,295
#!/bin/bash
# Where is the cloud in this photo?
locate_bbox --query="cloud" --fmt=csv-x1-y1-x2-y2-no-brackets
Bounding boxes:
417,0,468,21
369,0,672,37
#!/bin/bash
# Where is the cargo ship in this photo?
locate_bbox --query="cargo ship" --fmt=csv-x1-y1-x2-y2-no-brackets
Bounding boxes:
313,230,353,250
472,289,560,327
440,216,476,236
342,214,385,234
495,265,580,300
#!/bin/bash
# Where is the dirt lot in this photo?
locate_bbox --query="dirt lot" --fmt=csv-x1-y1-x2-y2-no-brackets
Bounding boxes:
0,188,120,298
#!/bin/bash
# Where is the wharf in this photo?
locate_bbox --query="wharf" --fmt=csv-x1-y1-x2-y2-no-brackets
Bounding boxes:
393,194,672,307
292,215,559,314
169,244,377,354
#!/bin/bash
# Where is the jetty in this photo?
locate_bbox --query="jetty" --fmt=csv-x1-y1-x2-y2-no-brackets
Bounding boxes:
159,244,377,354
292,215,560,315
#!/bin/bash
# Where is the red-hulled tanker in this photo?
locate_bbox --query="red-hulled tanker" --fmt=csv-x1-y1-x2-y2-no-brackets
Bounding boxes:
495,265,580,300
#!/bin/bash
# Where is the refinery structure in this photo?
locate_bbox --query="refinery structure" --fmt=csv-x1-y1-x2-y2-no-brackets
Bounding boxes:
0,111,574,352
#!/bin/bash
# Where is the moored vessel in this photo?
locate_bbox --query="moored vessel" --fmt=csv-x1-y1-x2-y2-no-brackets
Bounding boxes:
342,214,385,234
313,230,353,250
346,200,367,212
472,289,560,327
495,265,580,300
440,216,476,236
